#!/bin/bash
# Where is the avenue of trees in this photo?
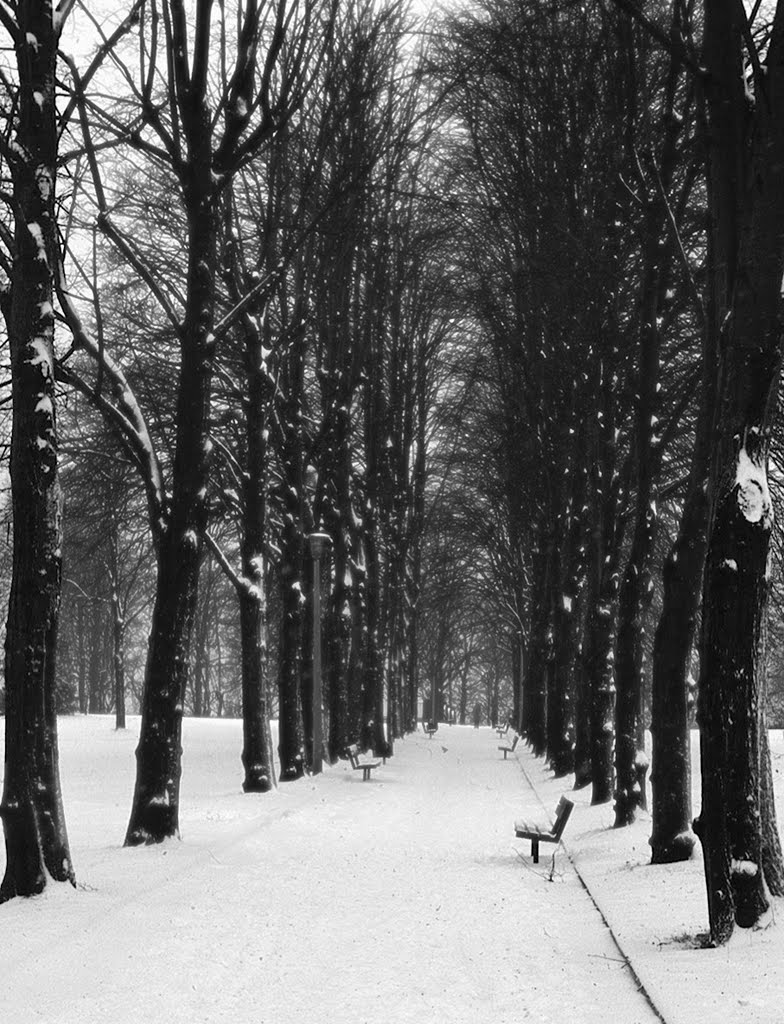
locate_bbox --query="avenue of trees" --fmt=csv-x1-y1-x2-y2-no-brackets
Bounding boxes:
1,0,784,948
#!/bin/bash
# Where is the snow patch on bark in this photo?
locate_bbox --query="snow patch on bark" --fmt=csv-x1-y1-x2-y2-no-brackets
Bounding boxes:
27,338,52,371
731,859,759,878
736,447,772,525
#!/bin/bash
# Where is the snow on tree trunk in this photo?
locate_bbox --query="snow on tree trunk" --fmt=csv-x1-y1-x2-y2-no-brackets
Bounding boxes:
125,151,217,845
239,586,274,793
239,329,275,793
696,441,774,938
548,439,587,778
0,0,75,901
277,516,306,783
648,488,705,863
322,409,353,762
694,0,784,942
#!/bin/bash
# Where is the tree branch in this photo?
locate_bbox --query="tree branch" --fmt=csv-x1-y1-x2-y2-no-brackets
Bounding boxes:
609,0,705,77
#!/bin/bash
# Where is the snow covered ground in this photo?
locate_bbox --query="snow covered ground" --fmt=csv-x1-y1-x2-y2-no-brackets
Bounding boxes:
0,718,782,1024
525,730,784,1024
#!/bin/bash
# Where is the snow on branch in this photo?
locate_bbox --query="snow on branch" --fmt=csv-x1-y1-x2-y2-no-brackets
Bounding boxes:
55,263,168,543
53,0,77,37
203,531,260,601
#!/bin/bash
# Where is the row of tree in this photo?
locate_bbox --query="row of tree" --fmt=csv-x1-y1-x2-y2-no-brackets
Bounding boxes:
0,0,463,897
2,0,784,950
429,0,784,946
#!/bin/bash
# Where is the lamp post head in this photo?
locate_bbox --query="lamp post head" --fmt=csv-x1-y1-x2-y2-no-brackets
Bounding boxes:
309,531,332,560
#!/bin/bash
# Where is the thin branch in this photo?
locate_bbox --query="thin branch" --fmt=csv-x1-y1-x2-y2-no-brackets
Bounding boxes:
652,159,705,329
54,0,78,37
58,1,145,131
609,0,705,77
97,213,182,330
55,260,168,545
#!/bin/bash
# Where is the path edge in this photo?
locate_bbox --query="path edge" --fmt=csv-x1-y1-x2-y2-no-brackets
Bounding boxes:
514,750,669,1024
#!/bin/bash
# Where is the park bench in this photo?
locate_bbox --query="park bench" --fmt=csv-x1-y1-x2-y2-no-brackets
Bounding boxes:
498,733,519,759
345,743,381,781
495,721,510,739
424,721,438,738
514,796,574,863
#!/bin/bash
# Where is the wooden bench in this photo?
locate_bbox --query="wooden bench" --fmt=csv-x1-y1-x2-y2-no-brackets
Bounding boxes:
514,796,574,863
498,733,519,759
424,721,438,738
495,721,510,738
345,744,381,781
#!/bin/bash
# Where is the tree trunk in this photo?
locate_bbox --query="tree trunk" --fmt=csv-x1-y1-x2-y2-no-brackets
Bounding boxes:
238,319,275,792
87,596,104,714
0,0,75,901
239,586,275,792
613,509,654,824
76,600,87,715
522,534,551,756
325,521,351,761
548,449,586,778
108,526,126,730
277,517,306,782
125,157,217,845
648,486,704,863
693,0,784,942
361,523,390,756
583,558,616,806
324,416,352,761
511,630,523,732
696,448,773,937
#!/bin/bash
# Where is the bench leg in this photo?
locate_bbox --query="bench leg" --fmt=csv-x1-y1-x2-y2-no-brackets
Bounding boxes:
362,767,370,780
531,838,539,864
503,750,508,759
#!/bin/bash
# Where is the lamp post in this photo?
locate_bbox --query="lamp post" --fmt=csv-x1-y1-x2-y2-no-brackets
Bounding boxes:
309,531,331,775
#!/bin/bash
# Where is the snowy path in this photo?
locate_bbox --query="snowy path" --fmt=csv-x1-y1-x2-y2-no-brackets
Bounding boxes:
3,720,660,1024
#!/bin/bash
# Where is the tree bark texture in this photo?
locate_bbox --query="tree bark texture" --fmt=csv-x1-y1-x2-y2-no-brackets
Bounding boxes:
108,525,126,730
547,438,587,778
694,0,784,943
583,393,626,805
613,286,660,825
125,146,217,844
648,484,705,863
277,516,306,782
0,0,75,900
238,325,275,792
522,535,551,757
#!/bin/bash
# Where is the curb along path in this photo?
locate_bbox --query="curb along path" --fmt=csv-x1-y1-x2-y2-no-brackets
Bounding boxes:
510,734,784,1024
512,747,668,1024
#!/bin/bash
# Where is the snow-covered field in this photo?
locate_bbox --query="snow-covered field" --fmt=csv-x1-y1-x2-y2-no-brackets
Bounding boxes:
1,718,782,1024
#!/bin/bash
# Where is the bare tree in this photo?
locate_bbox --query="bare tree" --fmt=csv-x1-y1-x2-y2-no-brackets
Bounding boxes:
0,0,77,901
693,0,784,942
58,0,331,841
